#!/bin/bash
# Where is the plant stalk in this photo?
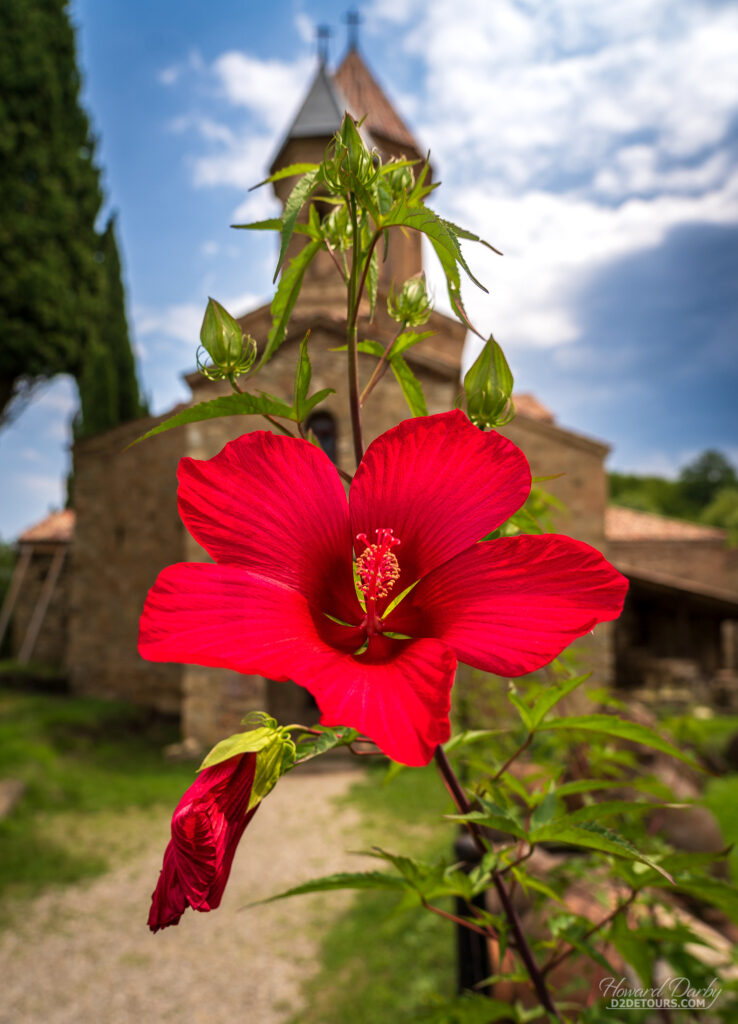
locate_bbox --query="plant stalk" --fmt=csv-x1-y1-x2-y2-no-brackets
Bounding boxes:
434,745,561,1020
346,194,365,466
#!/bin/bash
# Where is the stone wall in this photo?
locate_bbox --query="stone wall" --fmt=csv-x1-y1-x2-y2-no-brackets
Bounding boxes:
68,414,186,713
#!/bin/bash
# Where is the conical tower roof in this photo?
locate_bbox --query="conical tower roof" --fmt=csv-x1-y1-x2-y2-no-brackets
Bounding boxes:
270,48,424,173
333,48,421,154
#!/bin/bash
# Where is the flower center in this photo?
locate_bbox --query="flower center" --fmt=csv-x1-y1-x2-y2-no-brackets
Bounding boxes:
356,528,401,602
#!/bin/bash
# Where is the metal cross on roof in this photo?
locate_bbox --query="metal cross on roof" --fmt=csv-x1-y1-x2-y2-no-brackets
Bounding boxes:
345,9,362,51
316,24,331,66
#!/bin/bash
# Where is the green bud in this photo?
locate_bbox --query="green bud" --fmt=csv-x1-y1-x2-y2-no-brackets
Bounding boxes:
320,114,380,195
463,334,515,429
388,274,433,327
197,297,257,381
322,201,351,250
385,160,414,198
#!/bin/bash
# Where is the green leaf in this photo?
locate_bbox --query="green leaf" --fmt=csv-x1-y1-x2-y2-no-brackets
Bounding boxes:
391,329,435,357
391,356,428,416
294,726,359,763
441,217,503,256
261,237,322,366
449,798,527,840
129,392,293,446
528,820,673,881
199,726,279,769
443,729,509,753
299,386,334,418
293,332,312,418
609,914,653,985
274,168,320,281
231,217,283,231
507,681,533,730
199,726,296,810
530,787,558,830
564,799,670,824
254,870,406,906
539,714,702,770
248,162,320,190
383,200,488,293
366,244,379,320
527,673,591,729
463,334,515,429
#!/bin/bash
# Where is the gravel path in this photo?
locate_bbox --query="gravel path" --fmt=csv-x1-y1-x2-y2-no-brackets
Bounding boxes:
0,768,365,1024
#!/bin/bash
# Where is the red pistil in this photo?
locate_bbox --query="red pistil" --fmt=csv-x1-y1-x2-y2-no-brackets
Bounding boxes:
356,528,401,635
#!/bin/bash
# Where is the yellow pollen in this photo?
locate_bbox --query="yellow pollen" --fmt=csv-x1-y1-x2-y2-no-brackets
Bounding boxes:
356,528,401,599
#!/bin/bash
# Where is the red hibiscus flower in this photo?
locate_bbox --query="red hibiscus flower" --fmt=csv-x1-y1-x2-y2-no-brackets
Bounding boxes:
139,411,627,767
148,752,257,932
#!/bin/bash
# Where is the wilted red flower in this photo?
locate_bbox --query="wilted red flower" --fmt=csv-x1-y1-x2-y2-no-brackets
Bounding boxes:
148,752,257,932
139,411,627,767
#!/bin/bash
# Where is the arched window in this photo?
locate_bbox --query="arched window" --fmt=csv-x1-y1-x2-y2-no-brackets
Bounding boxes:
306,410,338,463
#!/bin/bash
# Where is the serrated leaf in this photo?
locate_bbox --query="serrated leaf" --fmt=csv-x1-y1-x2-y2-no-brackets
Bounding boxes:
391,356,428,416
129,392,294,446
529,820,673,881
300,387,334,418
507,681,533,729
527,673,591,729
249,162,320,190
274,168,320,281
539,714,702,770
564,799,671,823
293,332,312,417
442,217,503,256
253,870,407,907
231,217,283,231
530,787,558,830
294,726,359,763
449,800,527,840
443,729,509,753
261,238,322,366
383,200,488,293
391,329,435,357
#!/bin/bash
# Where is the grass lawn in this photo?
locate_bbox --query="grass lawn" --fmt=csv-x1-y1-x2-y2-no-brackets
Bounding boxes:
0,686,195,923
290,761,460,1024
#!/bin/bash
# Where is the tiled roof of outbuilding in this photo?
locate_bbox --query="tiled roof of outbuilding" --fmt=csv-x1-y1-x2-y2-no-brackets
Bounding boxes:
18,509,75,544
606,505,725,542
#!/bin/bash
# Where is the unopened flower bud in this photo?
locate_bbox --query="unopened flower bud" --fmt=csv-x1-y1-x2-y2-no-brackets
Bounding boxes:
385,160,414,198
388,274,433,327
198,297,257,381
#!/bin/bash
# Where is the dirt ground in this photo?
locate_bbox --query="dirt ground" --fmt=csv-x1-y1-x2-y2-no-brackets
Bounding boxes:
0,768,366,1024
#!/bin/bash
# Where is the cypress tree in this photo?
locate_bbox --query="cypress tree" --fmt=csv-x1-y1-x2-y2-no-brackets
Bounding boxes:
0,0,104,421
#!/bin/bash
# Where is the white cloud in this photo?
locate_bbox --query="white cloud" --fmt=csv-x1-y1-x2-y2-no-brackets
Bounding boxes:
134,288,264,354
212,52,313,132
366,0,738,353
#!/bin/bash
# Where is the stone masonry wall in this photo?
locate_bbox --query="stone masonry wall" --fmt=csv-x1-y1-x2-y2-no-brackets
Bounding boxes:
68,416,186,714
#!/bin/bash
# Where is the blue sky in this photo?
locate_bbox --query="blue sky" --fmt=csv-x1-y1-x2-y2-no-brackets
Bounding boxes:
2,0,737,539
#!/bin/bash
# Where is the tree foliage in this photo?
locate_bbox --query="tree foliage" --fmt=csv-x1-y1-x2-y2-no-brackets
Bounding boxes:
0,0,144,435
610,449,738,543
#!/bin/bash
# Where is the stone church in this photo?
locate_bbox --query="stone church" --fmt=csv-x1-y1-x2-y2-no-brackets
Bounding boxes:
6,44,738,746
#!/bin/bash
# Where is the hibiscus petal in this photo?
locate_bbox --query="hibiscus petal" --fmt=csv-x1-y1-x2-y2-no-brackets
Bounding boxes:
304,635,456,767
139,563,453,766
388,535,628,676
139,562,363,675
177,431,360,622
350,411,530,587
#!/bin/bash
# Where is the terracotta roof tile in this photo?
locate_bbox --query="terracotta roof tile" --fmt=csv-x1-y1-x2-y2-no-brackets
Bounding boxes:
19,509,75,544
513,393,555,423
606,506,725,542
333,50,421,154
